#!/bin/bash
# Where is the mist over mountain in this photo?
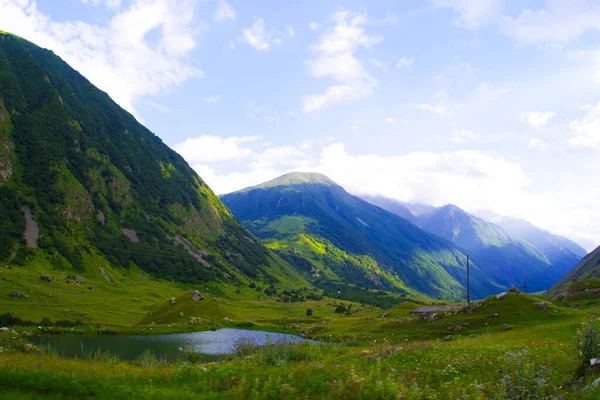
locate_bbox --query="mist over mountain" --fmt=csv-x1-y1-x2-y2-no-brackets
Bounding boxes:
359,196,584,292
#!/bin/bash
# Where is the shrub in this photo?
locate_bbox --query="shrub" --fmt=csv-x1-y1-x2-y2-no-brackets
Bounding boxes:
576,317,600,375
334,304,347,314
496,348,554,399
135,349,167,368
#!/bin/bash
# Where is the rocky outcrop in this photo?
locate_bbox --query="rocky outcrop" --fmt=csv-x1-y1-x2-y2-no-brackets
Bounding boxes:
192,290,204,301
122,228,139,243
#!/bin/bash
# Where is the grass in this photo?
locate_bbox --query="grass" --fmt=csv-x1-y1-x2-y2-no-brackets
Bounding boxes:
2,261,600,399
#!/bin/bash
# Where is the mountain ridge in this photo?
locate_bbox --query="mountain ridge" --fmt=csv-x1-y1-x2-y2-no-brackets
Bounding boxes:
358,196,583,292
222,173,502,300
0,32,306,288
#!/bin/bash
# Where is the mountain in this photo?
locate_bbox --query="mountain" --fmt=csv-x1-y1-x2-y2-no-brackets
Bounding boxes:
0,32,305,287
221,172,501,300
358,195,417,224
361,197,582,292
552,245,600,290
491,217,587,270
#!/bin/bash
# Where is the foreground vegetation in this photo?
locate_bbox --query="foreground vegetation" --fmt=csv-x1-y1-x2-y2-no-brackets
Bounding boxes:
2,288,600,399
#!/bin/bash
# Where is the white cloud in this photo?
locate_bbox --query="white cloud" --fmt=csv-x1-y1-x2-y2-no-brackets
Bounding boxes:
527,138,549,152
568,102,600,148
81,0,121,9
173,135,259,163
286,25,295,37
451,129,479,143
396,57,414,68
0,0,202,115
203,95,221,103
177,137,600,245
410,103,453,116
369,58,387,71
192,164,281,195
519,111,555,128
384,117,395,124
303,10,382,113
239,18,281,51
244,102,278,120
213,0,236,22
432,0,502,29
501,1,600,46
308,22,319,31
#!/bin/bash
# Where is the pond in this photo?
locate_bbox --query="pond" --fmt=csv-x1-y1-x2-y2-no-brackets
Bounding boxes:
31,328,316,363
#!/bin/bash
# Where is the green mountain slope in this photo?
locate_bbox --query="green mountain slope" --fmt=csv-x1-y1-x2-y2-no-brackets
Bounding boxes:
493,217,587,273
415,205,563,292
221,172,502,300
0,32,306,288
552,245,600,290
361,196,585,293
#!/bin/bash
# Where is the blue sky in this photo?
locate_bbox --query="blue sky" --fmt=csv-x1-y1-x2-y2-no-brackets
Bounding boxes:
2,0,600,250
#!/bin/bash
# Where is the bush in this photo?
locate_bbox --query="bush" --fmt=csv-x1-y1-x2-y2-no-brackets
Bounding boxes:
334,304,347,314
135,349,167,368
496,348,554,399
576,318,600,375
231,339,337,366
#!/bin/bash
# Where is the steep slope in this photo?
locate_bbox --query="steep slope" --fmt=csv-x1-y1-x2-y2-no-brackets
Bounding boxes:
0,32,305,287
222,172,501,300
417,205,561,291
552,246,600,290
361,197,580,292
493,217,586,271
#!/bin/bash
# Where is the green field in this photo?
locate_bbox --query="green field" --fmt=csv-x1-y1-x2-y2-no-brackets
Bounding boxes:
2,261,600,399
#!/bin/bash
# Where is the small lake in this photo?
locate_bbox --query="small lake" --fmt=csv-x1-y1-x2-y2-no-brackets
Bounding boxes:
31,328,315,363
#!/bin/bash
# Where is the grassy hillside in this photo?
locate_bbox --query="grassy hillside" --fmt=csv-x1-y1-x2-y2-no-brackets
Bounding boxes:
222,172,503,300
1,291,599,399
0,32,306,290
553,246,600,292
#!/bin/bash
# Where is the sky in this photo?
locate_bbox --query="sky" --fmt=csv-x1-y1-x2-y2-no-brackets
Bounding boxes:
1,0,600,251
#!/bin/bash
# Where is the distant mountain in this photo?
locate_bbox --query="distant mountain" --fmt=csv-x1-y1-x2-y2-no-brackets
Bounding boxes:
358,195,417,224
222,172,501,300
492,217,587,267
360,197,581,292
552,246,600,290
0,32,305,287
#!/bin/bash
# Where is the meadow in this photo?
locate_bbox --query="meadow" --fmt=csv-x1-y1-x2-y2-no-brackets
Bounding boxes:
1,258,600,399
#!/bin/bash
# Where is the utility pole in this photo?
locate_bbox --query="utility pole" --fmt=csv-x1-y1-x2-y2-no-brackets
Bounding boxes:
466,255,470,305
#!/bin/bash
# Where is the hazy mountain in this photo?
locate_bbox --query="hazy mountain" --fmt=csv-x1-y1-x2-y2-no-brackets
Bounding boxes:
361,197,581,292
0,32,305,287
222,172,501,300
492,217,586,265
358,195,417,224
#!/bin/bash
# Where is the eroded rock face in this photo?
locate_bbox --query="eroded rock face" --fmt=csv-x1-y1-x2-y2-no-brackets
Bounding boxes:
0,137,13,185
122,228,139,243
22,206,39,248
